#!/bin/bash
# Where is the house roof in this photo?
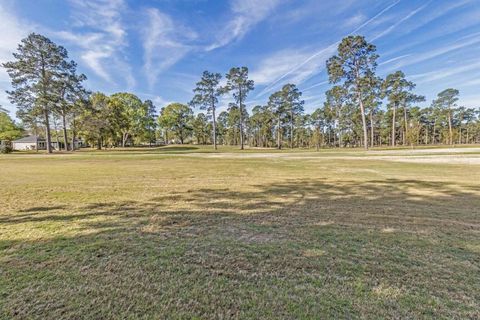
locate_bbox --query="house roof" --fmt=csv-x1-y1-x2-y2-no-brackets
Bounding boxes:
13,135,45,143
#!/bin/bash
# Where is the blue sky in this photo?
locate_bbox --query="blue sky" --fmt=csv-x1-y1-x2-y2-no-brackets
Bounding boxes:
1,0,479,117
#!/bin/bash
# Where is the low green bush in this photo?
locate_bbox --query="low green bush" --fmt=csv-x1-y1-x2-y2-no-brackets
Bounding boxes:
0,144,13,154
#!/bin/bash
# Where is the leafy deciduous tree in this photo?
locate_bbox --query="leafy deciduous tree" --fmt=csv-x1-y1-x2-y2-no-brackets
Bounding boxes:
158,103,193,144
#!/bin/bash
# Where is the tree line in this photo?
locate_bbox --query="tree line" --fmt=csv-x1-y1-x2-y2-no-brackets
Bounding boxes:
1,33,479,153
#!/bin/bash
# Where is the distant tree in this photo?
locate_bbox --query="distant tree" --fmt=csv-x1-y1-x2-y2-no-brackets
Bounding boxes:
268,90,286,149
158,103,193,144
250,105,274,148
3,33,74,153
143,100,157,146
108,93,146,147
433,89,459,145
402,92,425,146
327,35,379,150
224,67,254,150
52,60,88,151
363,75,382,147
458,107,477,144
324,86,348,147
0,110,22,142
192,113,210,144
190,71,223,150
383,72,411,147
224,103,239,146
294,114,311,148
423,104,444,145
310,108,325,150
216,111,228,145
280,84,304,148
78,92,111,149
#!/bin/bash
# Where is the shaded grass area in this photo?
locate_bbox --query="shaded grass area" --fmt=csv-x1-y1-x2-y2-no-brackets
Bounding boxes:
0,151,479,319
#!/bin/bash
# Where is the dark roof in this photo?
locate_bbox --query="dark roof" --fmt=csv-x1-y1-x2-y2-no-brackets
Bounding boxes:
13,135,45,143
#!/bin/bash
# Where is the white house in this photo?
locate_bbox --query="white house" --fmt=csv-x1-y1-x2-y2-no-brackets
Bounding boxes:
12,135,85,151
12,135,46,151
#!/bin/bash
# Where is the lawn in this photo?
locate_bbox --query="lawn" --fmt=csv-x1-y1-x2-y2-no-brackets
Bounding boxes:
1,146,479,319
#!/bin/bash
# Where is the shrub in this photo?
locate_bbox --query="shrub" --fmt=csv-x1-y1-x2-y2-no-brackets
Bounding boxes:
0,144,13,154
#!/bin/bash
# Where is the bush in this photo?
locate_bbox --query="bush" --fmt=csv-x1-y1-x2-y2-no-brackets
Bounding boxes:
0,144,13,154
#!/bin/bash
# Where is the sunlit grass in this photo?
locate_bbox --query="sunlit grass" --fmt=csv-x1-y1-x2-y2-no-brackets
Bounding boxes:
1,146,479,318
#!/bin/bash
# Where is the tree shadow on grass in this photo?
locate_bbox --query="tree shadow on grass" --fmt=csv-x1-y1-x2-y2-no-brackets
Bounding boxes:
1,178,480,318
3,178,479,241
18,205,66,213
158,146,200,152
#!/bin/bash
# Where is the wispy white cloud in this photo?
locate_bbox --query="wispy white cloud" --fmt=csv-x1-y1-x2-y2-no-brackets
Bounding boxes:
206,0,282,51
55,0,135,88
152,95,173,108
343,13,368,29
456,95,480,108
141,8,197,89
410,60,480,84
462,78,480,87
379,54,412,66
250,50,312,85
371,1,433,41
383,35,480,71
397,0,478,38
253,0,401,98
0,3,30,63
0,2,33,114
349,0,401,34
302,81,329,92
253,44,338,98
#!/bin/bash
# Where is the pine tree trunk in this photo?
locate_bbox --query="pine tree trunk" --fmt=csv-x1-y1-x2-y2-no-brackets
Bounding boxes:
212,105,217,150
354,67,368,150
403,103,408,146
370,110,374,147
391,103,396,147
62,113,69,151
448,110,453,145
71,130,75,151
71,116,76,151
359,98,368,150
40,55,53,154
44,109,53,153
55,130,60,150
122,133,128,147
277,116,282,150
339,129,343,148
239,87,244,150
290,111,294,148
333,129,337,147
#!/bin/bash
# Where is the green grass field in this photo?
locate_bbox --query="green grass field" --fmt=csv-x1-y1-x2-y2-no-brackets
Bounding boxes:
1,146,479,319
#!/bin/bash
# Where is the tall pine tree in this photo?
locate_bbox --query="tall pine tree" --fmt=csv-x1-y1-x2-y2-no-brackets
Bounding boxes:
3,33,74,153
